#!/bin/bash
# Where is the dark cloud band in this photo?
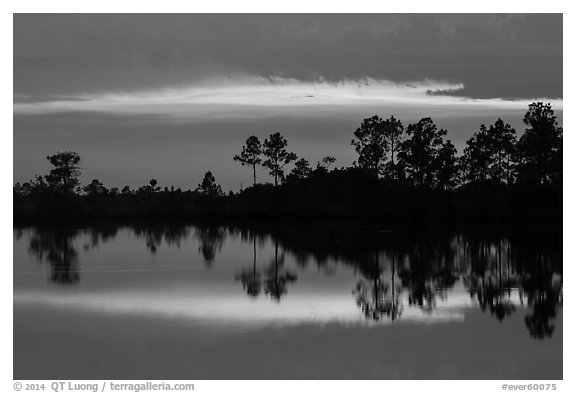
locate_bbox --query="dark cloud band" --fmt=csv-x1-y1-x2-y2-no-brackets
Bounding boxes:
14,14,562,100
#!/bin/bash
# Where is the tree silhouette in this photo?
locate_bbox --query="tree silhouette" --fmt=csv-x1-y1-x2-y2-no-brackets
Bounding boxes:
398,118,450,188
262,132,297,187
83,179,107,197
351,115,386,177
196,171,224,197
462,119,517,184
351,115,405,179
321,156,336,169
315,156,336,174
149,179,159,192
517,102,563,185
488,119,517,184
287,158,312,182
461,125,492,182
234,136,263,187
13,102,564,225
45,151,81,194
435,140,458,190
382,116,405,180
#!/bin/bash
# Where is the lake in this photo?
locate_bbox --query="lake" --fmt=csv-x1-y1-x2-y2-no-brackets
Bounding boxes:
13,222,562,379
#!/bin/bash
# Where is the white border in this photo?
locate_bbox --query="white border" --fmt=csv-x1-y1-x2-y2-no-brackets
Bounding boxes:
3,2,573,392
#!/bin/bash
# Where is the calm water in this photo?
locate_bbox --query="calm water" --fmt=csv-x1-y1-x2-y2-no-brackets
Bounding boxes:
13,223,562,379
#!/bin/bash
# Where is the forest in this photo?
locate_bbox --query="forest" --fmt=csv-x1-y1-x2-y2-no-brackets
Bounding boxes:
13,102,562,224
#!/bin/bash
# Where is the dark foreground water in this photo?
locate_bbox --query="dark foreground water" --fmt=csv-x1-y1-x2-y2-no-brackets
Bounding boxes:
13,223,562,379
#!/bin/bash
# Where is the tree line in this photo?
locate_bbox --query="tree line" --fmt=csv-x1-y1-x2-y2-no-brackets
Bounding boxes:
232,101,561,190
13,102,562,223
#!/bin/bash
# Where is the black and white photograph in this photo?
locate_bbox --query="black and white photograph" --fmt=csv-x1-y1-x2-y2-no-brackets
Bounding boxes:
8,5,570,388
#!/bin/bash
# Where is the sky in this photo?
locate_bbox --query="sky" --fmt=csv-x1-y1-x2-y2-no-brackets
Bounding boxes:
13,14,563,190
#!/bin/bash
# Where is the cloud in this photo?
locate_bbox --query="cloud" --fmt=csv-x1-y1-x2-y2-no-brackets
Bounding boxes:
13,76,563,120
14,14,562,100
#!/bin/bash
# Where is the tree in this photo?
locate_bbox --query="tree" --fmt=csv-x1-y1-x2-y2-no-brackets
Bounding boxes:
351,115,404,179
461,125,494,183
488,119,517,184
321,156,336,169
461,119,517,184
149,179,159,192
315,156,336,174
435,140,458,190
287,158,312,182
382,116,404,179
517,102,562,185
351,115,386,176
14,175,50,197
234,136,263,187
13,183,23,198
83,179,107,197
45,151,81,193
262,132,297,186
398,118,448,188
196,171,224,197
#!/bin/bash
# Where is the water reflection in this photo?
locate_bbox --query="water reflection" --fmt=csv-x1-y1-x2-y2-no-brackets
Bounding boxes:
522,267,562,339
235,236,262,297
195,225,226,266
466,239,517,321
16,223,562,339
234,232,298,300
354,250,402,321
28,230,80,285
132,224,190,254
262,238,297,301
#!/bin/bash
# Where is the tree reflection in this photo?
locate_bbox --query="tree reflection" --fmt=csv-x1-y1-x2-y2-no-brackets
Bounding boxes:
195,225,226,266
462,231,562,339
132,224,190,254
235,236,262,297
133,226,163,254
521,254,562,339
263,238,297,301
28,229,79,285
84,226,119,251
271,225,561,339
27,227,120,285
397,239,458,313
19,223,562,340
465,239,517,321
354,249,402,321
